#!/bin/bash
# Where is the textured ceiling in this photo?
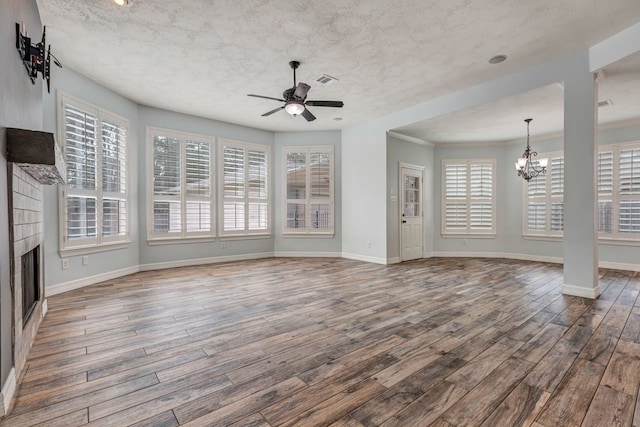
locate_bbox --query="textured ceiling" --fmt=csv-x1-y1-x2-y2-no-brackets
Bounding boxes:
36,0,640,137
395,52,640,144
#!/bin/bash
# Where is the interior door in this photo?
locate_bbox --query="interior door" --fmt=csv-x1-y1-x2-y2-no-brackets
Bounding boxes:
400,166,424,261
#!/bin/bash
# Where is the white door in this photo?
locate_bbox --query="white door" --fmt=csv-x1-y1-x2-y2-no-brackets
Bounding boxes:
400,165,424,261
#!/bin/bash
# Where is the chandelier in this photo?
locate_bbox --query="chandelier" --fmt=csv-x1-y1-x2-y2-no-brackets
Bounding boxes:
515,118,547,181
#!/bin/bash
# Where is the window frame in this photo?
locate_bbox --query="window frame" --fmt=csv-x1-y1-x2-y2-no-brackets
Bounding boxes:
522,151,564,239
282,145,335,236
146,126,216,244
522,141,640,244
218,138,271,239
58,92,131,256
441,158,497,237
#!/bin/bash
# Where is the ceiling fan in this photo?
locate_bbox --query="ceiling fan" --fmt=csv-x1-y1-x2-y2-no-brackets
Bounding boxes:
248,61,344,122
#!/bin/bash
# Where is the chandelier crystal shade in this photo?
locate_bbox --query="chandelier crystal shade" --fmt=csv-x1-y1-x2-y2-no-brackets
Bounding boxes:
515,118,547,181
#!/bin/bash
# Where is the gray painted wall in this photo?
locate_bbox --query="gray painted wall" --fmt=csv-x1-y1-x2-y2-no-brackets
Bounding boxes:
137,106,275,266
274,131,342,254
431,121,640,266
386,136,434,260
42,66,141,287
0,0,42,389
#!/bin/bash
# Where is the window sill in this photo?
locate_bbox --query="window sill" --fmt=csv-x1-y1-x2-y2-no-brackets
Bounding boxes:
522,234,563,242
441,233,496,239
522,235,640,246
282,232,335,238
147,236,216,246
219,234,272,241
60,241,131,257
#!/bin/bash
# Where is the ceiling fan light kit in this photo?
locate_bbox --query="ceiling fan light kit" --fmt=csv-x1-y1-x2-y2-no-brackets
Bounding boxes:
248,60,344,122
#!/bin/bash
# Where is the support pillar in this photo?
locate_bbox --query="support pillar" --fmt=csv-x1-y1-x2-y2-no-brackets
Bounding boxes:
562,70,599,299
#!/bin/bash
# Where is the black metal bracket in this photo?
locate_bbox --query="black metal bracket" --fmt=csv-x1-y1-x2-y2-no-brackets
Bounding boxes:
15,22,62,93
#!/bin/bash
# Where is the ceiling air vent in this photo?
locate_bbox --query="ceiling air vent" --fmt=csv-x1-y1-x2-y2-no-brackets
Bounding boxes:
598,99,613,108
315,74,339,85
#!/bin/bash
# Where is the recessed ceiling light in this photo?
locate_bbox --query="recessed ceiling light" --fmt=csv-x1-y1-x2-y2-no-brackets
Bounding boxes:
113,0,131,6
333,117,343,121
489,54,507,64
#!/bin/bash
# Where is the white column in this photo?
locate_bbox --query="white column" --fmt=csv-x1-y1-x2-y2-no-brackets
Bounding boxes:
562,71,599,299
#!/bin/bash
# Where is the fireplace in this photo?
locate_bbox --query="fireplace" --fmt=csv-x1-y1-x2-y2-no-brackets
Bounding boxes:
21,246,40,325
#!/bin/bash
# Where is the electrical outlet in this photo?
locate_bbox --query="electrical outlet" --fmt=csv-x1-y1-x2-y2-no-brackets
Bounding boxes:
220,241,226,249
367,241,372,248
82,256,89,266
462,239,467,246
61,258,68,269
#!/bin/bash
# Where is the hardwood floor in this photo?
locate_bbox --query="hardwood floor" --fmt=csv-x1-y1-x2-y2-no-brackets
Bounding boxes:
1,257,639,426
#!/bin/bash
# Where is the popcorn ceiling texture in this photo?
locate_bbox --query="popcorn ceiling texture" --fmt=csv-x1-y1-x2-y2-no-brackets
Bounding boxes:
36,0,640,136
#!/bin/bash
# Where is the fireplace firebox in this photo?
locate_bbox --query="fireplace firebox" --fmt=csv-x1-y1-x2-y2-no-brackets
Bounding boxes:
21,246,40,324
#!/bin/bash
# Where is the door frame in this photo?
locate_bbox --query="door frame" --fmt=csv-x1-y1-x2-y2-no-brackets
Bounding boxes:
399,162,425,262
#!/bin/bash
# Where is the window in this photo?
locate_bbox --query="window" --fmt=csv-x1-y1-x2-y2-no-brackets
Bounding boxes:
599,143,640,240
524,142,640,242
59,94,129,254
219,139,270,237
442,159,496,236
148,128,215,241
283,146,334,235
524,152,564,236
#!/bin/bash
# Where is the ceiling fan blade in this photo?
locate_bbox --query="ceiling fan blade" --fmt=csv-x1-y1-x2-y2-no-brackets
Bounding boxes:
293,82,311,100
261,106,284,117
305,100,344,108
301,108,316,122
248,94,285,102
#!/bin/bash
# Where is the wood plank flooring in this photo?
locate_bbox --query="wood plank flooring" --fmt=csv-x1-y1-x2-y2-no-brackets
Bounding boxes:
1,257,639,426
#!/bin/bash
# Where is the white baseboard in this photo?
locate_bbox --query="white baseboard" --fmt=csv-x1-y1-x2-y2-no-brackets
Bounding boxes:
563,283,601,299
341,252,388,265
139,252,274,272
0,368,16,417
432,251,563,263
45,250,640,297
599,260,640,272
274,251,342,258
42,299,48,317
47,266,140,296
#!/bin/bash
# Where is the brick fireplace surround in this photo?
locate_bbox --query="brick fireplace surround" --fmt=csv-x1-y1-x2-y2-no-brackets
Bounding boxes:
7,163,46,397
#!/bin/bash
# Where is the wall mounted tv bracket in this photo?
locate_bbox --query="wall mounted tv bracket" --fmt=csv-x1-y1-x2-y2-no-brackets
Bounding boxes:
15,22,62,93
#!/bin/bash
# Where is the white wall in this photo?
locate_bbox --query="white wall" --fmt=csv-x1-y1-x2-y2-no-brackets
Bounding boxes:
341,123,388,263
431,121,640,269
0,0,43,392
274,131,342,255
137,106,275,267
42,66,141,289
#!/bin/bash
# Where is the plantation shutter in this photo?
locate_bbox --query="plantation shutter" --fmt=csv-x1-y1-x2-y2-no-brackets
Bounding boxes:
221,141,270,236
61,95,129,251
102,120,127,238
550,157,564,231
283,147,333,234
619,148,640,234
597,151,614,233
470,164,493,230
286,152,306,230
153,136,181,233
64,104,98,241
248,149,268,231
223,146,245,231
309,151,332,231
444,164,467,230
443,160,495,234
185,140,212,233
